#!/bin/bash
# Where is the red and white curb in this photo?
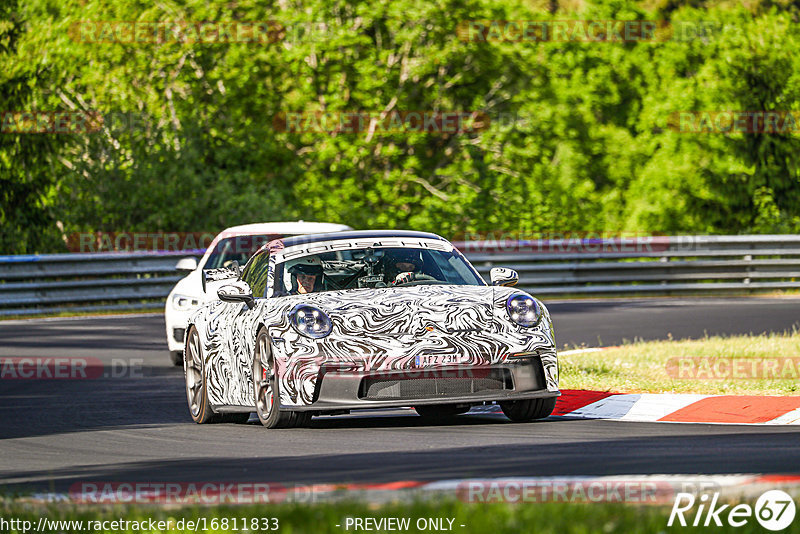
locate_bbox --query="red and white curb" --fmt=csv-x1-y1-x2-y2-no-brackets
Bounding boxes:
517,345,800,425
468,389,800,424
551,390,800,425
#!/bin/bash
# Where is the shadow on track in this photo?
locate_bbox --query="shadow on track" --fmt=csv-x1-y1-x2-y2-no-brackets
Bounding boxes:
4,426,799,493
0,365,520,440
0,366,189,439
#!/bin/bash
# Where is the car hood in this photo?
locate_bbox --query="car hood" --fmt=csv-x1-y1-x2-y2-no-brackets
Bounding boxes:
277,284,496,337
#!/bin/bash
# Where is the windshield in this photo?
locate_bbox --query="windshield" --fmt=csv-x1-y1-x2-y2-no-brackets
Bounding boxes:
273,246,485,296
205,234,282,269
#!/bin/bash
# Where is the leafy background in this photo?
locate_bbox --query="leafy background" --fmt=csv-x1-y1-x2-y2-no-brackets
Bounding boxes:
2,0,800,253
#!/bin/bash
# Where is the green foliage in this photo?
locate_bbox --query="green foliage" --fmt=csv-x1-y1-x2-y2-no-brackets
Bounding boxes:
0,0,69,253
3,0,800,253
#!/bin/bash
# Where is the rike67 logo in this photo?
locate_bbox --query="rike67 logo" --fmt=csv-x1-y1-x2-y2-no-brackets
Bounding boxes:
668,490,796,530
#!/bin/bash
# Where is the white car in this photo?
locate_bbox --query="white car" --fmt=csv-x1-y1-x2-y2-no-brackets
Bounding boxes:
165,221,352,364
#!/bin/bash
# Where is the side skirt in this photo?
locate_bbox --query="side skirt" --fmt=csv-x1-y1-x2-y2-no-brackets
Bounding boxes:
212,404,255,413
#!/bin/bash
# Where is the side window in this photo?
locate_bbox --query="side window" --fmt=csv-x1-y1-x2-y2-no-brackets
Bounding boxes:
243,251,270,298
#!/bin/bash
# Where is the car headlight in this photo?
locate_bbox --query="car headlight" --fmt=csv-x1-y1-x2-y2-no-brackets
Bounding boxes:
505,294,542,327
289,304,333,339
171,294,200,311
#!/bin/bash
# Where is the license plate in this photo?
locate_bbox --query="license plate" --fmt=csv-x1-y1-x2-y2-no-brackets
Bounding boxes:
415,354,462,366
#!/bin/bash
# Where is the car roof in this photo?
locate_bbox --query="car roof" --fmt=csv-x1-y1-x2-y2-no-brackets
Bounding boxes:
200,221,353,262
275,229,449,249
218,221,353,235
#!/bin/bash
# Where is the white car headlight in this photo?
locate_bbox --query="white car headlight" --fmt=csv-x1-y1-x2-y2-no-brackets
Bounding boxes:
289,304,333,339
505,294,542,327
172,294,200,311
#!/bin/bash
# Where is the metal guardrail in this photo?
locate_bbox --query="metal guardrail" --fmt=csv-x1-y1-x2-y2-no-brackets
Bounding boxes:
1,235,799,316
458,235,800,295
0,251,202,316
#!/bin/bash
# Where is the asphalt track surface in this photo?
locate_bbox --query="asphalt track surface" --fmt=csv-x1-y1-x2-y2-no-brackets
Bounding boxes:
1,297,799,493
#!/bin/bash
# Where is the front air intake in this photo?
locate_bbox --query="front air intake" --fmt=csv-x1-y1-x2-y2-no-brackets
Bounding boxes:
359,368,511,400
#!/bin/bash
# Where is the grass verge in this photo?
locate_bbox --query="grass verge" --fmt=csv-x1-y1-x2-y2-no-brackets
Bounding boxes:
0,308,162,321
560,331,800,395
0,498,788,534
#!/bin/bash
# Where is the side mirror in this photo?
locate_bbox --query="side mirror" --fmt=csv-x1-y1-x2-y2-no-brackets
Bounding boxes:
202,264,240,293
175,257,198,272
490,267,519,287
218,282,255,309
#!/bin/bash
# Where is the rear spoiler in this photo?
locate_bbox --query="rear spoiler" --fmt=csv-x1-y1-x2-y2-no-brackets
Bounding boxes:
201,261,241,293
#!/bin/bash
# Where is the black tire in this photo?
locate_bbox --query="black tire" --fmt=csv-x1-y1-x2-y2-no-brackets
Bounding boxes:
253,328,311,429
184,326,216,424
414,404,470,418
500,397,556,422
170,350,183,366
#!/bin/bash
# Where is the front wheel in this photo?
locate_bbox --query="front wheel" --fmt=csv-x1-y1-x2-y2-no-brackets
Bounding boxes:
500,397,556,422
253,328,310,429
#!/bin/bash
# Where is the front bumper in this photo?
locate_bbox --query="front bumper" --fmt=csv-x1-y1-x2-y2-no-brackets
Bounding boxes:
165,306,201,352
287,356,559,412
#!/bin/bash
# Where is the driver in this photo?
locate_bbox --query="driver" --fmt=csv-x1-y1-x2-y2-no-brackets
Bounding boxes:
285,256,324,294
383,249,425,286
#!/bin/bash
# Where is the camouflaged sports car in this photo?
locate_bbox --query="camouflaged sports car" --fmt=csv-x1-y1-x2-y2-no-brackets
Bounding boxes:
184,230,559,428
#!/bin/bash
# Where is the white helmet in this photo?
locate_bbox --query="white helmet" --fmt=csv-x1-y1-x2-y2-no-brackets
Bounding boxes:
284,256,323,293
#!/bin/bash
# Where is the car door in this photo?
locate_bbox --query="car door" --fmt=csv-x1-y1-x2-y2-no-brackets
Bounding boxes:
225,251,272,406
